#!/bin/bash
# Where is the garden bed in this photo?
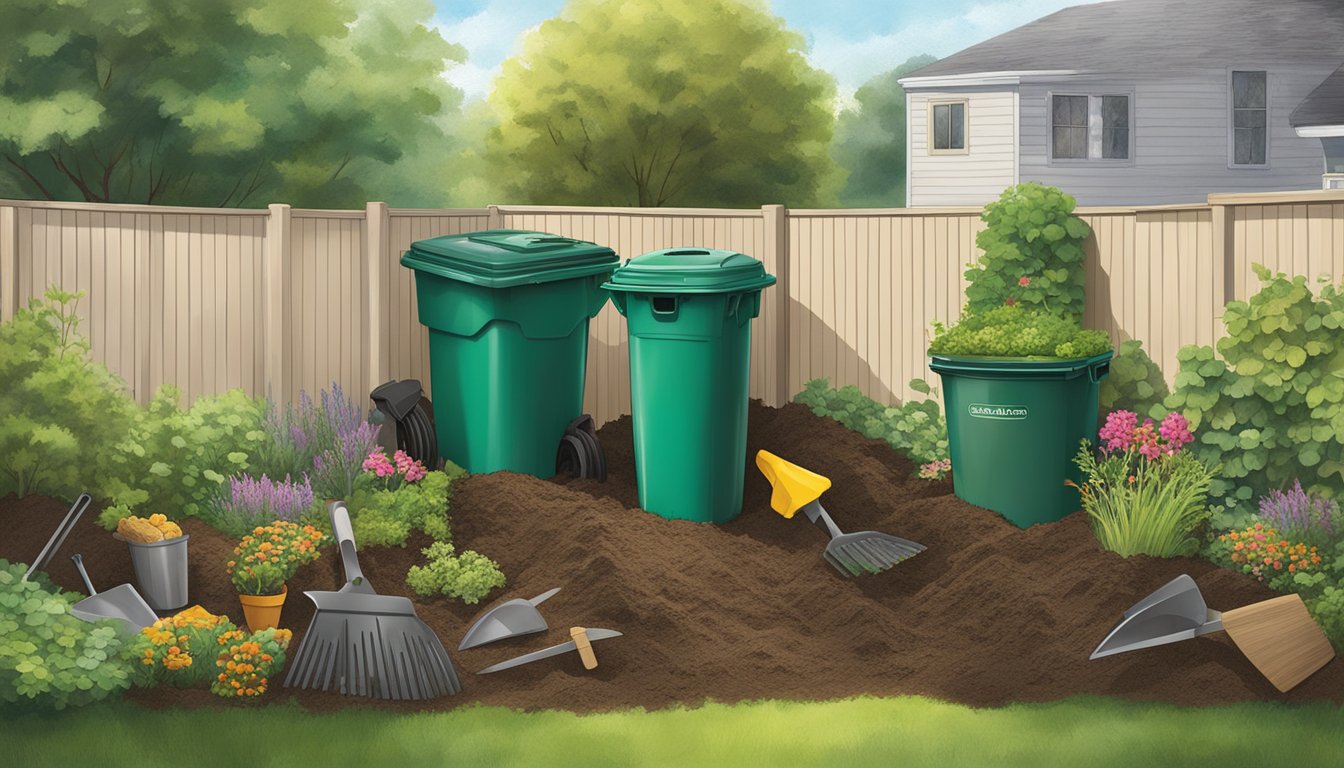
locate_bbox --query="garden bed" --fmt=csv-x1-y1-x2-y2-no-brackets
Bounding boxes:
3,401,1340,714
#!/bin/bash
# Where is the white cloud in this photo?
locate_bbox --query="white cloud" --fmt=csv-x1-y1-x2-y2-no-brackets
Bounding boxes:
431,0,560,102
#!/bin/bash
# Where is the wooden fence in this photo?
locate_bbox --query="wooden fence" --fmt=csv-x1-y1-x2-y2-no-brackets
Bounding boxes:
3,190,1343,425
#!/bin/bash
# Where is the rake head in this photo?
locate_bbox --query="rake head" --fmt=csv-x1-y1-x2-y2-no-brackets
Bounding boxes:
284,597,462,700
823,532,926,577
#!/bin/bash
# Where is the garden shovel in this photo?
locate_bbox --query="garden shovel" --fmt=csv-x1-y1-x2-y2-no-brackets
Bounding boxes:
756,450,926,577
68,553,158,635
459,587,561,650
1091,574,1335,692
476,627,622,674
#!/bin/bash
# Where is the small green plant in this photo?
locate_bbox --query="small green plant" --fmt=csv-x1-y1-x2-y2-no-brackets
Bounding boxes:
0,288,137,498
1207,522,1325,593
1071,410,1216,557
928,305,1112,359
226,521,327,596
793,378,948,465
1308,586,1344,652
211,625,292,699
965,183,1092,321
406,541,505,604
129,606,236,688
1099,339,1169,420
343,465,465,548
0,559,134,710
1164,266,1344,516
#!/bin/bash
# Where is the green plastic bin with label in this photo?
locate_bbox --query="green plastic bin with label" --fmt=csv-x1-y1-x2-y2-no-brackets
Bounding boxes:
929,352,1112,527
401,230,617,476
603,248,776,523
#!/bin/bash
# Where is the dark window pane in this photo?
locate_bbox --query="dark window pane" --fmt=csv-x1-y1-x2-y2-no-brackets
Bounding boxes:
1102,95,1128,130
950,103,965,148
1233,71,1266,109
1325,137,1344,173
1052,95,1087,127
933,104,949,149
1250,126,1266,164
1234,129,1252,164
1103,128,1129,159
1234,109,1266,129
1053,126,1086,159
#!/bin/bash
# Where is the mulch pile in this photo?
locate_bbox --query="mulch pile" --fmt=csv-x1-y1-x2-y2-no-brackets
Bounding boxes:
3,401,1340,714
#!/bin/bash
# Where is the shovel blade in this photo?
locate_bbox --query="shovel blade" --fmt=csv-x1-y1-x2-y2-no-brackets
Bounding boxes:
71,584,158,635
1090,574,1221,659
458,602,549,650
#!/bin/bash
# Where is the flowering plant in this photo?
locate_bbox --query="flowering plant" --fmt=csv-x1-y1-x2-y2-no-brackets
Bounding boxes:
226,521,327,596
256,383,381,501
211,626,292,699
1208,522,1324,592
361,448,428,489
918,458,951,481
1255,481,1341,551
131,605,235,687
1071,410,1217,557
206,473,318,537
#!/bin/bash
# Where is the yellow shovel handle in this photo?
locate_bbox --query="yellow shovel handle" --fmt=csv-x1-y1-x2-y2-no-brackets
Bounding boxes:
571,627,598,670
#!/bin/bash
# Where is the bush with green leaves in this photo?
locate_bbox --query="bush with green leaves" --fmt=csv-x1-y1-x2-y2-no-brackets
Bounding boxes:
0,559,134,711
1164,266,1344,518
793,378,948,465
97,385,269,524
928,305,1112,359
334,464,466,548
0,288,137,499
1099,339,1169,420
1308,586,1344,652
964,183,1092,321
406,542,505,605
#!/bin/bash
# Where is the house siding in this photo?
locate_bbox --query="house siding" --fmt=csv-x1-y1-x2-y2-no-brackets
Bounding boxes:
907,87,1017,207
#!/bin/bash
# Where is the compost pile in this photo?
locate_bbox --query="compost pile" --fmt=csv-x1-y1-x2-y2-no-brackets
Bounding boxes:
4,401,1341,714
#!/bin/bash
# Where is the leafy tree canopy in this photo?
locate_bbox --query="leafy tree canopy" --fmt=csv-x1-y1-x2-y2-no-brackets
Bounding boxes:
486,0,840,207
0,0,466,207
832,54,936,208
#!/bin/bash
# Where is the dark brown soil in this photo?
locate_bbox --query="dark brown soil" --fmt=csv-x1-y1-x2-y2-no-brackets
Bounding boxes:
4,401,1341,714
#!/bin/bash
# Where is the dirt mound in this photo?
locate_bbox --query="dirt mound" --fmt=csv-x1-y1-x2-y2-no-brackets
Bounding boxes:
3,401,1340,714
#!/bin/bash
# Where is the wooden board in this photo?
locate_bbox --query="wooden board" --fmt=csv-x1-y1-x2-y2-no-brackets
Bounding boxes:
1222,594,1336,693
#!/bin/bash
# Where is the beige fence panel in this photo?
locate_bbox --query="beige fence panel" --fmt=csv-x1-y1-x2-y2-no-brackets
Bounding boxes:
1217,191,1344,304
285,210,367,404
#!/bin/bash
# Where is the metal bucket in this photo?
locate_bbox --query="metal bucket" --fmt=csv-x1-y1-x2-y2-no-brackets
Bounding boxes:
125,535,189,611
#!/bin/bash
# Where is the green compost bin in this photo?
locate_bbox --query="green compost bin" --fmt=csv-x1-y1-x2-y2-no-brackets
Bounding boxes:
603,248,776,523
401,230,617,477
929,352,1113,527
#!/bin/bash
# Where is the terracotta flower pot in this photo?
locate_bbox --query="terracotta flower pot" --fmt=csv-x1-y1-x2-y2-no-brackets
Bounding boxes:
238,584,287,632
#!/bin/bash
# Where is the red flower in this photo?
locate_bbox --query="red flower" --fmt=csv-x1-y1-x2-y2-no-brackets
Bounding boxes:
1019,276,1031,287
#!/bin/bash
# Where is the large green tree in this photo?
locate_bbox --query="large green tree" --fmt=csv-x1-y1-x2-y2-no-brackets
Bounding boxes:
0,0,466,207
832,54,936,208
486,0,839,207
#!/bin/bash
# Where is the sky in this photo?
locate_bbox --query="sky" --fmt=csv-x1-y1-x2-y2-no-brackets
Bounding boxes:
429,0,1094,106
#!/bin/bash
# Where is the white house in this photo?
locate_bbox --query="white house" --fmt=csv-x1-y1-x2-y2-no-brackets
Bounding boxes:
899,0,1344,207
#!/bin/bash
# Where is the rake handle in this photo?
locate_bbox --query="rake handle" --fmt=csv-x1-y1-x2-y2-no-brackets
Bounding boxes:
329,501,368,588
800,500,844,540
571,627,598,670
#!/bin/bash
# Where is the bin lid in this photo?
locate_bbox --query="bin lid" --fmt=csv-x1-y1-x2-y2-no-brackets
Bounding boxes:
602,248,776,294
402,230,618,288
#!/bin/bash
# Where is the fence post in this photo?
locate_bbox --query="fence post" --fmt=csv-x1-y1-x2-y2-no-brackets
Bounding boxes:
488,204,503,229
1210,201,1235,305
364,202,389,395
0,204,16,322
762,204,790,406
263,203,292,403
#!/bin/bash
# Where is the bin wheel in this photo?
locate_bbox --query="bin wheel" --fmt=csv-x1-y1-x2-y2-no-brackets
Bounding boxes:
556,435,590,479
575,428,607,482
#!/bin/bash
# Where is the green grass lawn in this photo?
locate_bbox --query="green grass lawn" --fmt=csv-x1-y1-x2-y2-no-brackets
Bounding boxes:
2,695,1342,767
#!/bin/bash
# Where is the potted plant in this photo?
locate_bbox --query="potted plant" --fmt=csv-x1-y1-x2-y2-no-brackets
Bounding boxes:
927,183,1114,527
227,521,327,631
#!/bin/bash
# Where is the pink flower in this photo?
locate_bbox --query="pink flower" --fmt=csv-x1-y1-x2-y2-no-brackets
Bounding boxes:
1098,410,1138,453
1158,412,1193,453
1004,297,1017,306
1019,276,1031,287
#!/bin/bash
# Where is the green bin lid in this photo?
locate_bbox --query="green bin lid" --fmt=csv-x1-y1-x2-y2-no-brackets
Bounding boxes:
401,230,618,288
602,248,776,294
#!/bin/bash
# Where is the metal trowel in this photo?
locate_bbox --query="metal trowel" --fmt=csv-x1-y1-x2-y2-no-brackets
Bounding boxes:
1091,574,1335,692
458,587,562,650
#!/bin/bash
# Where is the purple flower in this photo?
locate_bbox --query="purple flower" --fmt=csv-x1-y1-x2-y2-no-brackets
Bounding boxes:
1258,480,1339,547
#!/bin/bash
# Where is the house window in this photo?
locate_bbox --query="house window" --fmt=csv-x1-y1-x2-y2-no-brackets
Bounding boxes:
929,100,967,153
1051,93,1131,161
1231,70,1267,166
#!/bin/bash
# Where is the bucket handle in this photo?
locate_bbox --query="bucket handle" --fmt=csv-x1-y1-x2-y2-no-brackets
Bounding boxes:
726,293,742,319
1088,360,1111,383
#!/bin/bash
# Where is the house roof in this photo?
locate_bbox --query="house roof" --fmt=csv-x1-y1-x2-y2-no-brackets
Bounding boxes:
1291,64,1344,129
903,0,1344,81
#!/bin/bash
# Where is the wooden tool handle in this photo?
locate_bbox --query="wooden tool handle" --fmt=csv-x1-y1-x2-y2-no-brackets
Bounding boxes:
570,627,598,670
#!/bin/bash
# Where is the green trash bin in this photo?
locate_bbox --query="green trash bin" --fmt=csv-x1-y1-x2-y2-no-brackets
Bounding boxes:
603,248,776,523
929,352,1112,527
401,230,617,477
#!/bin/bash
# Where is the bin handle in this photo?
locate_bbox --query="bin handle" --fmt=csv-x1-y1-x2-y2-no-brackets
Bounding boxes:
726,293,742,318
1088,360,1111,383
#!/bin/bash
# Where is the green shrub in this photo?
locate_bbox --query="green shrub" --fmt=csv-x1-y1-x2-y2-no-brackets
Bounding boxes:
1308,586,1344,651
337,466,463,548
928,305,1112,359
965,183,1092,321
0,559,134,711
406,542,505,604
97,385,270,524
793,378,948,465
1100,339,1169,420
0,288,137,499
1164,266,1344,515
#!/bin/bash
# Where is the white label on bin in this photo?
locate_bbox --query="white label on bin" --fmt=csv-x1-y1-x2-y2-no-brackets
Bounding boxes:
968,403,1028,420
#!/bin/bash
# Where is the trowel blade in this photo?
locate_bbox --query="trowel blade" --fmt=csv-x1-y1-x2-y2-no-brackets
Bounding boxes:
458,589,560,650
1090,574,1223,659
